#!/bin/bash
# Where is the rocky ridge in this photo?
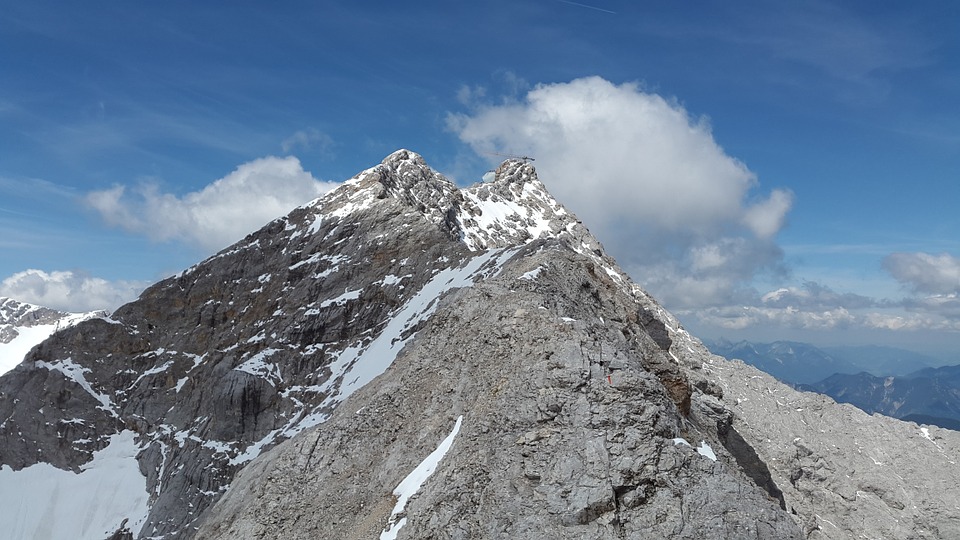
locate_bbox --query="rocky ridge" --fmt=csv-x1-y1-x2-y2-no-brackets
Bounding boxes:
0,296,104,375
0,150,957,539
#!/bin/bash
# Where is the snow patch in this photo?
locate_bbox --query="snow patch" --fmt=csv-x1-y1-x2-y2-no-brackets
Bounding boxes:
0,430,150,539
672,438,717,461
696,441,718,461
35,358,117,416
234,348,283,385
0,311,100,376
131,360,174,387
380,416,463,540
1,323,59,376
518,267,543,281
318,289,362,309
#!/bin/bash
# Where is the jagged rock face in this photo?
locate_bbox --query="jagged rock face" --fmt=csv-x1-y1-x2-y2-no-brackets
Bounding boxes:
196,241,801,539
1,150,958,540
0,150,596,538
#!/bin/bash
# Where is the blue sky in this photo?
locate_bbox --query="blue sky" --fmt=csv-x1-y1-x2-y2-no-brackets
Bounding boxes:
2,1,959,358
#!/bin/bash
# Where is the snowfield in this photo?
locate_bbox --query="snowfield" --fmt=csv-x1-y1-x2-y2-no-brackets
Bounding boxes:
0,430,150,539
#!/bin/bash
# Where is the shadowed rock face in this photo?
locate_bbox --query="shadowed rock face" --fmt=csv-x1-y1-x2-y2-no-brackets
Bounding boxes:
2,150,958,540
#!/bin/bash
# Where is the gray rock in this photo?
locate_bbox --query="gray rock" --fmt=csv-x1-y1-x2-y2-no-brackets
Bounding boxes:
196,243,800,540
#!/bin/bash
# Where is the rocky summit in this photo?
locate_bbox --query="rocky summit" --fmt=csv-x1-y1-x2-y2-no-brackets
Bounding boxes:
1,150,958,539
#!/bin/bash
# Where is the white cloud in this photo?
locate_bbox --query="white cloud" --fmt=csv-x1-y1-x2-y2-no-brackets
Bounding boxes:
0,269,147,313
742,189,793,239
456,84,486,107
883,252,960,295
86,156,339,253
759,281,877,310
693,303,960,333
693,305,858,331
449,76,793,310
684,276,960,337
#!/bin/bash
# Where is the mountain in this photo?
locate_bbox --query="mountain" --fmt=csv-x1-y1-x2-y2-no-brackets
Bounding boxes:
704,339,860,384
707,339,960,430
0,297,105,376
821,345,936,376
1,151,959,539
801,364,960,430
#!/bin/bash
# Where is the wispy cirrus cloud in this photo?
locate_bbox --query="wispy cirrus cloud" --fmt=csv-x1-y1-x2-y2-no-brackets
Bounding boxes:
281,128,336,157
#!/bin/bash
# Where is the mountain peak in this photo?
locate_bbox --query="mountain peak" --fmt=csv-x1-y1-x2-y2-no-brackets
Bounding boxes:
298,150,581,252
4,151,959,540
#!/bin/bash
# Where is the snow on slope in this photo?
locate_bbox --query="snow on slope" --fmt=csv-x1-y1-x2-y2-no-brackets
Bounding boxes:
380,415,464,540
0,298,103,376
0,430,150,540
229,247,522,467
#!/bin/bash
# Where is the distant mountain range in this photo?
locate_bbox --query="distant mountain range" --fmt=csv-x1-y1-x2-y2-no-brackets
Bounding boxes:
800,365,960,431
820,345,940,377
706,339,960,430
705,339,939,384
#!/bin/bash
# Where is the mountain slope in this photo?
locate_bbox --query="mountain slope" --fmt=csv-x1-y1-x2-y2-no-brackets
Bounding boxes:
196,236,799,539
0,151,632,537
708,359,960,538
0,151,958,539
822,345,937,376
801,367,960,430
0,297,104,376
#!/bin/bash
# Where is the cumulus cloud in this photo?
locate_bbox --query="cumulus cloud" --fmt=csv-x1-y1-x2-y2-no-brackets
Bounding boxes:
86,156,338,253
759,281,877,310
694,304,960,333
449,76,793,309
681,275,960,336
0,269,147,313
883,252,960,295
693,305,858,331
